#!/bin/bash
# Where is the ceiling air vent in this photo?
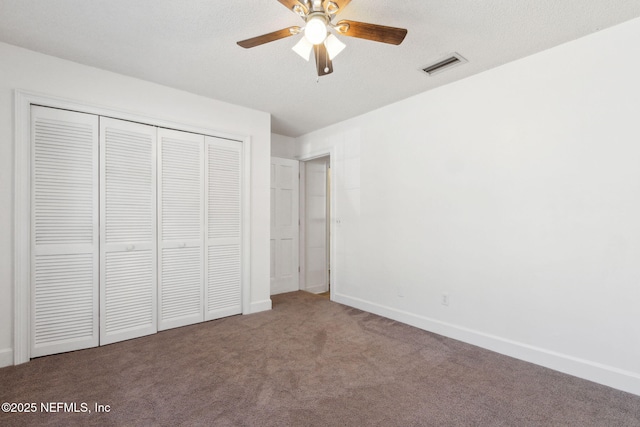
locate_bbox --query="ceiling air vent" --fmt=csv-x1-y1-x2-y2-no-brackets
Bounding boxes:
422,53,467,76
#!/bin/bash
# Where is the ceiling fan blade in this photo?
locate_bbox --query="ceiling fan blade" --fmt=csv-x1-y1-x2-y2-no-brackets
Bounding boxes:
237,27,301,49
335,20,407,45
314,43,333,76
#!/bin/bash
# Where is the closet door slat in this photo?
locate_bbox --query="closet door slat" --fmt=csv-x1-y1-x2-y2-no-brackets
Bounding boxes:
158,129,205,331
31,106,99,357
100,117,157,345
205,137,242,320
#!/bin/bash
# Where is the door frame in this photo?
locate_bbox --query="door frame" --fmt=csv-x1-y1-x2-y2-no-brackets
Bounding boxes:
14,90,252,364
297,148,336,299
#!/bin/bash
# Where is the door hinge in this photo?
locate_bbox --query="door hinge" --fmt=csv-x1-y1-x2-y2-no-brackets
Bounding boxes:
298,266,301,272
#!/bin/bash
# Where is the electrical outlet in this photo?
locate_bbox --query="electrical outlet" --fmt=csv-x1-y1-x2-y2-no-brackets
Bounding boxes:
441,293,449,306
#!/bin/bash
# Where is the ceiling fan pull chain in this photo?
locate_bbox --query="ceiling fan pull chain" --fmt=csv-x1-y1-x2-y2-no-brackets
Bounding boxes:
325,45,330,74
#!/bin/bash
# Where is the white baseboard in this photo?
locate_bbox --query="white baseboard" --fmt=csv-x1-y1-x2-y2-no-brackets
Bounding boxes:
333,293,640,397
249,299,272,314
0,348,13,367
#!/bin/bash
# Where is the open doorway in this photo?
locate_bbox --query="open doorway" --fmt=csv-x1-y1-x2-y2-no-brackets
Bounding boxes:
300,155,331,297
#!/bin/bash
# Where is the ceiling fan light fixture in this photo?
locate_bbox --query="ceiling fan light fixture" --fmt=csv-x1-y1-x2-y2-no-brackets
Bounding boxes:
292,37,313,61
238,1,408,77
324,34,346,60
305,15,328,45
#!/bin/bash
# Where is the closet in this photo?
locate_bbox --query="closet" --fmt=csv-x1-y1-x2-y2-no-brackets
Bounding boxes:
30,105,243,358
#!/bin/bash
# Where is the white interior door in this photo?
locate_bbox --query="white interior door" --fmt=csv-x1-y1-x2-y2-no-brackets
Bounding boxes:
100,117,157,345
304,157,328,294
205,136,243,320
270,157,299,295
30,106,99,357
158,128,205,331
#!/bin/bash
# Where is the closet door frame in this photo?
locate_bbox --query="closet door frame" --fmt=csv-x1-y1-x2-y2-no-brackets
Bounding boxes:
14,91,252,364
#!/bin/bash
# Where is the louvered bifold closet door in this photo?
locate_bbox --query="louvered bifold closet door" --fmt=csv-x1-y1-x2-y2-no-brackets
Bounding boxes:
158,128,205,331
30,106,99,358
205,136,243,320
100,118,157,345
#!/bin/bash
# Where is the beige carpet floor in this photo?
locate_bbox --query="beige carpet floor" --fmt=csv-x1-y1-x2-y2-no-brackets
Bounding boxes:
0,291,639,426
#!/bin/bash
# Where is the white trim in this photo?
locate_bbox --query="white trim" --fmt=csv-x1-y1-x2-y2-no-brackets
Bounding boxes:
249,299,272,314
298,162,306,291
242,137,252,315
14,90,252,364
0,348,13,367
14,92,31,365
333,293,640,397
16,90,244,142
297,147,337,301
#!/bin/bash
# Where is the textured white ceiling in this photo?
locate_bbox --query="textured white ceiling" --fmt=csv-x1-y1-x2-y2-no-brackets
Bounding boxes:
1,0,639,136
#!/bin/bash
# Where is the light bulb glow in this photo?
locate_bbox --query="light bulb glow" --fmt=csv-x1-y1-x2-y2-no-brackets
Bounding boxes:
305,16,327,45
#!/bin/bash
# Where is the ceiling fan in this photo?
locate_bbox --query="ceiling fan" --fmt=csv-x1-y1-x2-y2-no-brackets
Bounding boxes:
237,0,408,76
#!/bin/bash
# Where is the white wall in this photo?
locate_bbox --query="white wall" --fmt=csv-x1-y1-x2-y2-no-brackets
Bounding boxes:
271,133,296,159
296,18,640,396
0,42,272,367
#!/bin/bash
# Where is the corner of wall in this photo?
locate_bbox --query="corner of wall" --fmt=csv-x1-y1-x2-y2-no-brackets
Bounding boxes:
271,133,296,160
